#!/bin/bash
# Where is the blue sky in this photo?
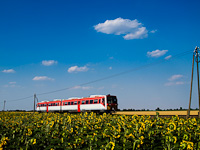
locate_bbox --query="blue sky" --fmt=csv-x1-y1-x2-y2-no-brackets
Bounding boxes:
1,0,200,110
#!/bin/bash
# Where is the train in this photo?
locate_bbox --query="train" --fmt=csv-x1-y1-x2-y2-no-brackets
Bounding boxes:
36,94,118,113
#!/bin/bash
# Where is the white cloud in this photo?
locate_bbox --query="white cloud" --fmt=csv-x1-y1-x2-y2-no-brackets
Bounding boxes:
94,18,148,40
68,66,89,73
165,55,172,60
150,29,157,33
147,49,168,58
164,81,184,86
4,81,18,88
2,69,15,73
123,27,148,40
109,67,112,70
165,74,184,86
71,85,92,90
32,76,54,81
168,74,183,81
42,60,58,66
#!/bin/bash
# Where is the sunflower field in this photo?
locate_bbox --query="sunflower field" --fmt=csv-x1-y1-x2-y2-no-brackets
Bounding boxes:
0,112,200,150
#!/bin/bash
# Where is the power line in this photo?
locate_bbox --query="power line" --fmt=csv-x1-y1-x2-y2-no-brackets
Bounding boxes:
37,49,192,95
3,49,193,103
6,96,33,103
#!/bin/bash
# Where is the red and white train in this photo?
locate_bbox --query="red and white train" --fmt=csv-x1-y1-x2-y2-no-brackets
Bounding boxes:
36,94,118,113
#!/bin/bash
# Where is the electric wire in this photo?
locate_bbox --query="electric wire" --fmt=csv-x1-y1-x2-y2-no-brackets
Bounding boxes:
2,49,193,103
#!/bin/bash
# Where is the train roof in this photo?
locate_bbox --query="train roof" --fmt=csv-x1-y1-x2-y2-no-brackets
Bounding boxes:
38,94,115,103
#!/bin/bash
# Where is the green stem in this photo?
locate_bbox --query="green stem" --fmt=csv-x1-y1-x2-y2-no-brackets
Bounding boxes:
133,141,136,150
167,143,170,150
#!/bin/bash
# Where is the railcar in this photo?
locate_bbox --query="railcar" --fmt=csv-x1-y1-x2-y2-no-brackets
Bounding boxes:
36,94,118,113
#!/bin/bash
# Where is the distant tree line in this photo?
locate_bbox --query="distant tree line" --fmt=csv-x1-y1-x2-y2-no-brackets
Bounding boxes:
119,107,199,111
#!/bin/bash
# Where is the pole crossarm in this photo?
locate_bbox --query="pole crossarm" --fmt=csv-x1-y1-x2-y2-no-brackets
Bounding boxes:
194,46,200,63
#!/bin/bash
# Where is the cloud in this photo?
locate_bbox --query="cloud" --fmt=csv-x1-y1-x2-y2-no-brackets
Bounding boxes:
2,69,15,73
94,17,148,40
71,85,92,90
109,67,112,70
164,81,184,86
165,55,172,60
32,76,54,81
165,74,184,86
147,49,168,58
150,29,157,33
42,60,58,66
68,66,89,73
123,27,148,40
4,81,18,88
168,74,183,81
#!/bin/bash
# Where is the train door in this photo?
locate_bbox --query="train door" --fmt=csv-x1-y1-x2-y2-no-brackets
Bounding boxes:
46,103,48,113
78,101,80,112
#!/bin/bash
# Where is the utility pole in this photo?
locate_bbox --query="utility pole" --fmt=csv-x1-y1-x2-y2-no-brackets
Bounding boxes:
34,94,36,112
34,94,38,113
187,46,200,118
187,54,194,118
3,100,6,111
195,46,200,118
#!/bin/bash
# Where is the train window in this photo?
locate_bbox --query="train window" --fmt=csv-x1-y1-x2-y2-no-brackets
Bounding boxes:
99,99,100,103
65,102,68,105
107,99,111,104
94,99,98,104
86,100,89,104
71,102,74,105
48,104,51,106
82,101,85,104
68,102,70,105
90,100,93,104
102,98,105,105
44,104,46,106
55,103,57,106
74,101,77,105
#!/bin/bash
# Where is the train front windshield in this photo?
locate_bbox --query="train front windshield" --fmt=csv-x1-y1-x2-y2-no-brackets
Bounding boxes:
107,96,117,104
